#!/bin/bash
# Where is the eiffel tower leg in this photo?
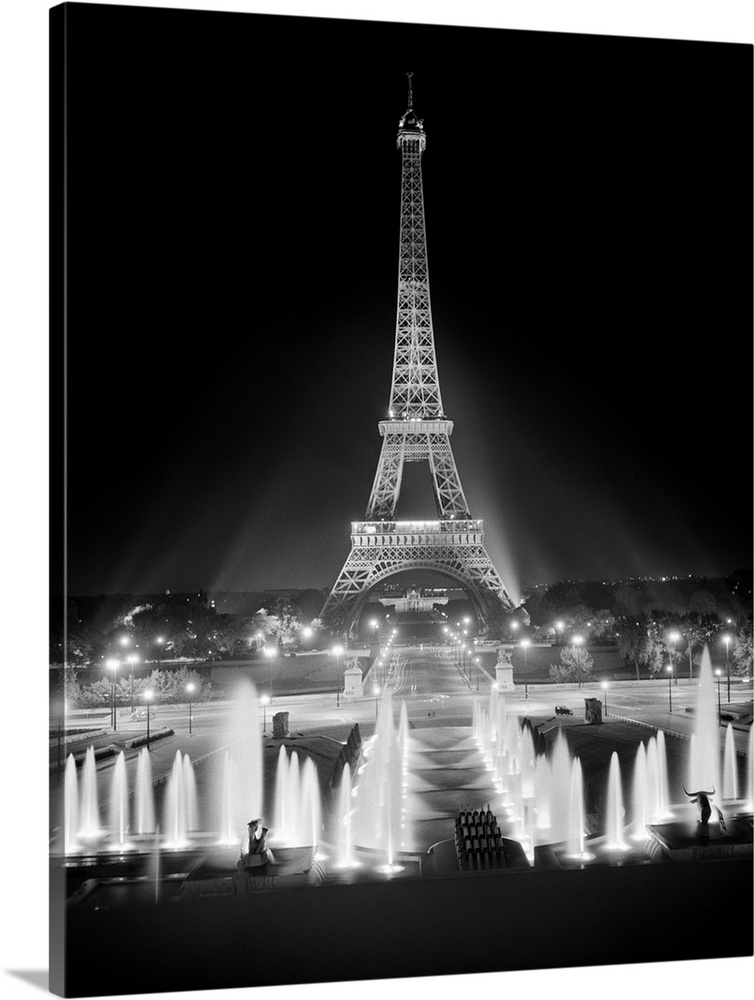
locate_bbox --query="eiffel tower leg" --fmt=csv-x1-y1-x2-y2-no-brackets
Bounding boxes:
320,542,380,636
365,434,405,521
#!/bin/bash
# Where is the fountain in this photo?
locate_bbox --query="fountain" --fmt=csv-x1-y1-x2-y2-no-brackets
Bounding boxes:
272,750,322,848
135,747,156,834
722,724,739,801
630,740,649,840
566,758,593,862
218,751,240,845
603,752,628,851
64,754,80,853
108,751,130,849
211,680,264,843
349,689,407,872
687,648,721,795
54,643,750,895
77,746,102,844
333,762,360,869
163,750,198,848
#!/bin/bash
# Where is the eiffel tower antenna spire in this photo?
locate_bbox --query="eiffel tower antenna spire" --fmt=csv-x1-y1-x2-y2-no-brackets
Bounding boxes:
321,78,515,636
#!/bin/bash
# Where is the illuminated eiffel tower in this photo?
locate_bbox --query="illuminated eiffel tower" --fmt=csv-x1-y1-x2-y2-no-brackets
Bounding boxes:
322,74,515,634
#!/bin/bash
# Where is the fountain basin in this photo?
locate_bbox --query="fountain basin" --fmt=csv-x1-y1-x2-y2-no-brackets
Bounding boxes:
647,818,753,862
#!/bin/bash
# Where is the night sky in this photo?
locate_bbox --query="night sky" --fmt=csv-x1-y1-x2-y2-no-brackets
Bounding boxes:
57,4,753,601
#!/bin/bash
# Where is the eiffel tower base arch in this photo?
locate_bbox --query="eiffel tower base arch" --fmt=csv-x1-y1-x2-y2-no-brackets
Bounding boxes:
320,520,515,638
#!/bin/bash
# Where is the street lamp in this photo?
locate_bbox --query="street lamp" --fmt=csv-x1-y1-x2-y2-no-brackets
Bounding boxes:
260,694,270,733
105,658,119,730
186,681,196,734
554,621,564,643
521,639,530,700
373,685,380,719
126,653,140,712
143,689,153,750
715,669,722,723
722,635,732,703
601,681,609,717
264,646,277,702
572,636,583,689
474,656,480,692
155,636,164,665
667,631,680,686
332,644,344,707
666,665,673,713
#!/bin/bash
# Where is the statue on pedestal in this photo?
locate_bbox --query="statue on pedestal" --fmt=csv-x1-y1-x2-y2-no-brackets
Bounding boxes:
238,818,278,869
684,788,727,836
494,647,515,691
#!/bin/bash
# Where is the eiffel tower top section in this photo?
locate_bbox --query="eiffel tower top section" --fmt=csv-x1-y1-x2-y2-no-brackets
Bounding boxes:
388,71,442,421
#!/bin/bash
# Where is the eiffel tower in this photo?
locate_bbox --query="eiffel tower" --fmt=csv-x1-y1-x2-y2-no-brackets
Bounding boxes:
321,74,516,634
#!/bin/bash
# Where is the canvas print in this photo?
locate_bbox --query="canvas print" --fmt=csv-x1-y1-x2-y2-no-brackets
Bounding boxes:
50,3,753,997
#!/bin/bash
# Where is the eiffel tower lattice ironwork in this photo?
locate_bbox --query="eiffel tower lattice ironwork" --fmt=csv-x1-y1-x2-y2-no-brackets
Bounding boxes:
321,75,516,633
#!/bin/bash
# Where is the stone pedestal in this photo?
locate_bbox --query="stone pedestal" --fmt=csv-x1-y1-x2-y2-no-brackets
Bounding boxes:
343,661,363,698
272,711,289,738
495,646,515,690
495,664,515,691
584,698,603,724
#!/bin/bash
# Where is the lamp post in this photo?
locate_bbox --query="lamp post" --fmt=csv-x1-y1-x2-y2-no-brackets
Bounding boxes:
260,694,270,733
374,685,380,719
332,644,344,707
474,656,480,692
666,665,673,713
722,635,731,703
143,689,153,750
155,636,164,665
715,669,722,723
521,639,530,700
105,658,119,730
601,681,608,717
571,634,583,688
554,621,564,644
126,653,139,712
264,646,277,702
186,682,196,734
668,631,680,686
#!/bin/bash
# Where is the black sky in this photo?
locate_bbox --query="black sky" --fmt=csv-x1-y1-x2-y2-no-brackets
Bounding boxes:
57,3,753,601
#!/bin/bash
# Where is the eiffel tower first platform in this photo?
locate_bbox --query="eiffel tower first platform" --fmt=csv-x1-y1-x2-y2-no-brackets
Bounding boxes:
321,75,516,636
